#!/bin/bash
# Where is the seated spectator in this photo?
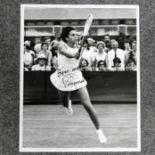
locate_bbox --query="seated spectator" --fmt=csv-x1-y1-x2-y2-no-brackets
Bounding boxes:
75,31,82,47
106,40,126,71
81,39,95,70
110,39,117,45
103,34,111,51
50,40,59,69
34,37,42,44
37,42,51,66
124,40,132,65
124,40,131,52
87,37,95,47
131,40,137,63
97,60,107,71
117,32,126,50
42,36,52,52
94,41,107,71
125,40,137,71
31,53,51,71
87,37,98,53
79,58,92,71
24,40,35,71
44,37,51,46
50,40,59,55
34,37,42,54
34,43,41,54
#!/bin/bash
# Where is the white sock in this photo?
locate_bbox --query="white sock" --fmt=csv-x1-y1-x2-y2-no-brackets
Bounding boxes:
96,129,107,143
68,100,72,109
65,100,73,115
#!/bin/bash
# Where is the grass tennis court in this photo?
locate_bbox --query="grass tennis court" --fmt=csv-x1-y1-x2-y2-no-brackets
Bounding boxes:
23,104,137,148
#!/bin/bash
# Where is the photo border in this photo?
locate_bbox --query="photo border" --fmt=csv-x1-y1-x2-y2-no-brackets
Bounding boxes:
19,4,141,152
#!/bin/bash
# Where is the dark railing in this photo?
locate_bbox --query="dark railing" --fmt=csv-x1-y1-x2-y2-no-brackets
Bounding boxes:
24,71,137,104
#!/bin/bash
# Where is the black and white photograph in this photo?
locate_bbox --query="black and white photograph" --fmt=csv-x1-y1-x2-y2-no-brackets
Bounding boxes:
20,4,140,152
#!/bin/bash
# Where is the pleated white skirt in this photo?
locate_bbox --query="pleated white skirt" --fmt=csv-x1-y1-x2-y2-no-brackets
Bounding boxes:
50,70,87,91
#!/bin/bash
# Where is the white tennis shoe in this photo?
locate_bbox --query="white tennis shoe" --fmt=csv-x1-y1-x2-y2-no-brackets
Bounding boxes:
96,129,107,143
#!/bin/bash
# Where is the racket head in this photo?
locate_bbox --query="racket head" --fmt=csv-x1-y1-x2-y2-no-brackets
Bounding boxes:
83,14,93,36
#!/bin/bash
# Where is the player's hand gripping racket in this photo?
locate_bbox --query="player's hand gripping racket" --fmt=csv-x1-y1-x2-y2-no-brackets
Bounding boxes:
78,14,93,56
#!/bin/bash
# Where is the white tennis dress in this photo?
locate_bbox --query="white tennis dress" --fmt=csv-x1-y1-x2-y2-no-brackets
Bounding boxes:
50,41,87,91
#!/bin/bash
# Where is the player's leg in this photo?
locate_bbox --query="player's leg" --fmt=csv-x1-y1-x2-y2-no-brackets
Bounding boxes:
76,86,107,143
76,86,99,129
58,90,73,115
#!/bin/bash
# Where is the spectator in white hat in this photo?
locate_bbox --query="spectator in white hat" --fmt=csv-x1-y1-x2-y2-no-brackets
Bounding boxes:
36,42,51,67
31,53,51,71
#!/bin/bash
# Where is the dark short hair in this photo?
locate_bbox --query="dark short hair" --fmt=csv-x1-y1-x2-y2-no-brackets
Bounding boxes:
80,58,89,67
41,42,48,49
132,40,136,44
43,36,51,41
83,38,90,50
104,34,110,37
124,39,130,44
25,45,31,50
61,27,75,43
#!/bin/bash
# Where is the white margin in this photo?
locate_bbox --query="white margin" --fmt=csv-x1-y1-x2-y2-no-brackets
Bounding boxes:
19,4,141,152
21,4,139,9
136,5,141,151
19,5,24,151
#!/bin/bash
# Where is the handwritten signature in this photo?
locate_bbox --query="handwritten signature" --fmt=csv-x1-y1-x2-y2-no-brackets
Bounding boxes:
58,67,80,77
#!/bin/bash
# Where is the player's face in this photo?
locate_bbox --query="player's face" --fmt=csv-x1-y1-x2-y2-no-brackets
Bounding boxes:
66,30,77,44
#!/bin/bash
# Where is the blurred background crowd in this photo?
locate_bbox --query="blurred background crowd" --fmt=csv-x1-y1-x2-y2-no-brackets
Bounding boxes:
24,33,137,72
24,7,138,72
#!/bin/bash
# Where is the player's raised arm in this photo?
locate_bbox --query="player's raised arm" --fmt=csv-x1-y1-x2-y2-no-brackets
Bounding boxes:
59,41,80,59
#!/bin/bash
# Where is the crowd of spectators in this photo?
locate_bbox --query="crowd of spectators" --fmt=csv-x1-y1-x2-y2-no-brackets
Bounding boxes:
24,33,137,72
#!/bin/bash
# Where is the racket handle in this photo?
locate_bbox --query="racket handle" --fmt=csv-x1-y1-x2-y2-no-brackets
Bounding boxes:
78,36,86,54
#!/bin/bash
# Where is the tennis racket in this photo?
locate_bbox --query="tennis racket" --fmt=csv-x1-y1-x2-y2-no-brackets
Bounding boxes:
78,14,93,55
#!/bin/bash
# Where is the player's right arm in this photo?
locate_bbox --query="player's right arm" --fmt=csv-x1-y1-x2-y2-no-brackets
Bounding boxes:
59,42,80,59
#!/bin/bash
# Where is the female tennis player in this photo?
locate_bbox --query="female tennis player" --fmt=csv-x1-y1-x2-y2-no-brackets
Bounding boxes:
50,27,107,143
